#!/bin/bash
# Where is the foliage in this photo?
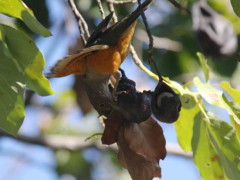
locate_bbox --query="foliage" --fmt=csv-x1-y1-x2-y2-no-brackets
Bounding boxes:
0,0,53,135
1,0,240,180
230,0,240,18
173,52,240,180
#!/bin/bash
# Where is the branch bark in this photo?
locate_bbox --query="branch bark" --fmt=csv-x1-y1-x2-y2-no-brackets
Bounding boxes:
135,29,182,52
0,130,192,158
106,0,137,4
167,0,191,15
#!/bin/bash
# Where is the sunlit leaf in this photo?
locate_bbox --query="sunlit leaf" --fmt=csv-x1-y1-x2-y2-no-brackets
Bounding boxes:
192,113,228,180
208,119,240,180
220,81,240,107
219,82,240,139
230,0,240,17
0,24,54,96
197,52,209,81
0,0,51,36
175,94,200,151
230,116,240,141
193,77,240,125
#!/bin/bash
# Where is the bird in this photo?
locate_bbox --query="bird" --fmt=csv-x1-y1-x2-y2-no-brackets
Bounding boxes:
49,0,153,116
114,68,152,123
151,80,181,123
192,1,238,57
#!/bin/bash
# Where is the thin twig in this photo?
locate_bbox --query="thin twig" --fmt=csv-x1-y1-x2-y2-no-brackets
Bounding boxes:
107,2,118,23
135,29,182,52
130,45,159,81
137,0,162,81
67,0,90,45
96,0,105,19
85,133,103,142
106,0,137,4
167,0,191,15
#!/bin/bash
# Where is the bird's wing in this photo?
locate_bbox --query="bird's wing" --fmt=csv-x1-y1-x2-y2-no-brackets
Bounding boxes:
48,45,109,77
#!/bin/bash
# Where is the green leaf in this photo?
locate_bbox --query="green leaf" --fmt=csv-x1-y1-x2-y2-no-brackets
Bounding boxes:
0,41,25,135
220,81,240,108
219,81,240,139
175,94,199,151
192,113,228,180
0,24,53,135
230,116,240,141
0,24,54,96
193,77,240,125
197,52,209,82
208,119,240,180
230,0,240,17
208,0,240,34
0,0,51,37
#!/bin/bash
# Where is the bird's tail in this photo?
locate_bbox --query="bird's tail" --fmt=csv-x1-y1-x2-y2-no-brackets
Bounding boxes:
122,0,153,28
98,0,152,45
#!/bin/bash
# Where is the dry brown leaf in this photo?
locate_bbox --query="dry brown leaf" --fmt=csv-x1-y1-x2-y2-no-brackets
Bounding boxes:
123,117,166,162
101,110,124,145
118,128,162,180
117,147,128,169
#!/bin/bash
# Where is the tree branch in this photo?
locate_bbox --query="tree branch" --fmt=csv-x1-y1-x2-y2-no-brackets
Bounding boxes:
96,0,105,19
106,0,137,4
137,0,162,80
67,0,90,45
0,130,192,158
167,0,191,15
135,29,182,52
106,2,118,23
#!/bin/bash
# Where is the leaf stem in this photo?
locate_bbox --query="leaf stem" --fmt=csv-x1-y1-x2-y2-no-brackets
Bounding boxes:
193,96,210,123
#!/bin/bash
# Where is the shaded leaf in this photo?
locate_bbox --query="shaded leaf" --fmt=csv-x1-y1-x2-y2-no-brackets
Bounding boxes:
101,110,124,145
197,52,209,81
208,119,240,180
0,24,54,96
230,0,240,17
192,113,228,180
193,77,240,124
123,117,166,163
230,116,240,141
0,41,25,135
117,127,161,180
0,0,51,36
0,24,53,135
175,94,200,151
